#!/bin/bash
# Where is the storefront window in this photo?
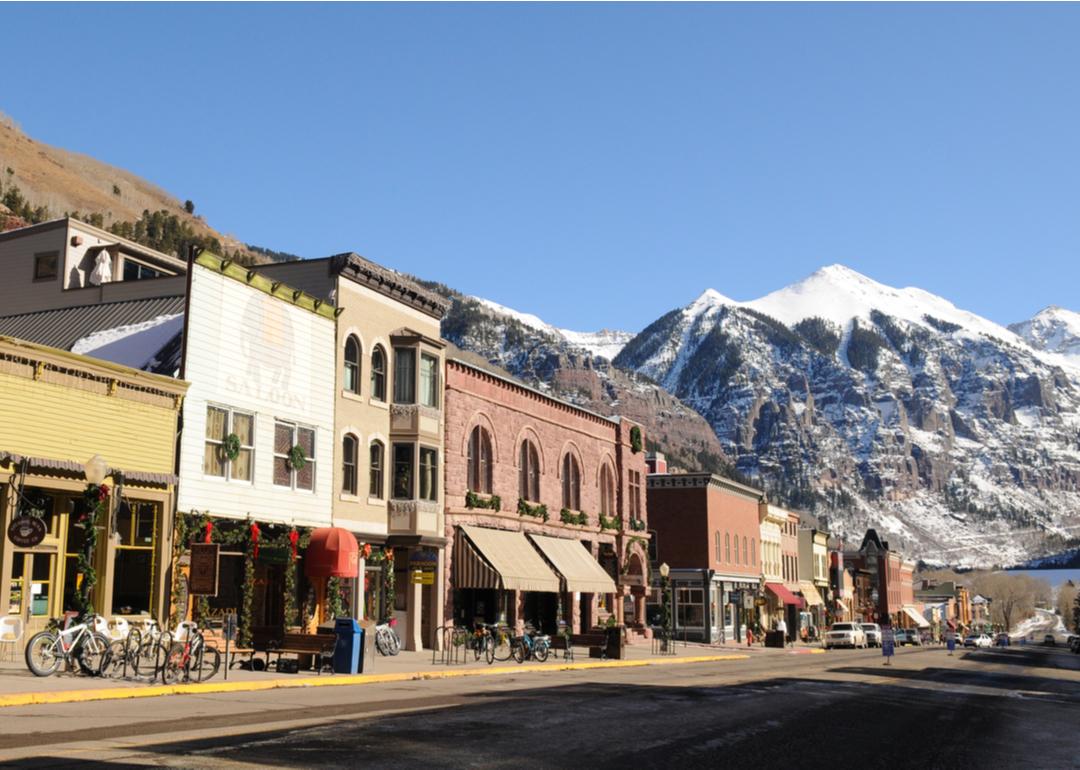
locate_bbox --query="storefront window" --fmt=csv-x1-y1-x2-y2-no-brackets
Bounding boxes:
676,586,704,628
8,556,24,615
30,554,54,616
113,502,157,615
63,499,89,613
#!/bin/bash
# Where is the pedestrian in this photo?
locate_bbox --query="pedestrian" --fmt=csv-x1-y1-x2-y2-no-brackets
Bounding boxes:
746,626,754,647
776,616,788,647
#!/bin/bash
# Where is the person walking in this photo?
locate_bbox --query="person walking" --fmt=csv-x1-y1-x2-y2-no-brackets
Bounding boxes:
746,626,754,647
776,616,788,647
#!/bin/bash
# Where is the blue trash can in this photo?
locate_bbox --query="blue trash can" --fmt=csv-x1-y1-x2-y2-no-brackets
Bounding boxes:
334,618,363,674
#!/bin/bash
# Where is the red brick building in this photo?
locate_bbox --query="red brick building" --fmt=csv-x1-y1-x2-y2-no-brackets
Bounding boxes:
646,471,764,644
443,359,650,640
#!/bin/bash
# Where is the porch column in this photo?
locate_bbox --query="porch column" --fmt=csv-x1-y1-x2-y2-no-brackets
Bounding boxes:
0,481,15,614
405,571,423,651
427,548,445,651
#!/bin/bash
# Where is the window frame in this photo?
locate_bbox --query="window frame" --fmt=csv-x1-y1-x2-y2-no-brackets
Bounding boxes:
344,335,362,395
33,251,59,281
467,426,493,495
518,440,540,503
393,347,416,405
111,500,158,615
419,446,439,502
273,420,317,492
342,433,359,496
561,453,581,511
203,405,255,483
419,353,440,408
392,442,415,500
370,345,387,402
369,440,385,499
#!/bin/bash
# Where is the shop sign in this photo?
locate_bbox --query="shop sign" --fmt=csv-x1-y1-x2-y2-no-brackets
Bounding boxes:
409,549,439,565
189,543,220,596
621,573,646,587
410,567,435,585
257,546,290,565
7,515,46,548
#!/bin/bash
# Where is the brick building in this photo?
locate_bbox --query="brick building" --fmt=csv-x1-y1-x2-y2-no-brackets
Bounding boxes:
443,358,650,641
646,470,764,644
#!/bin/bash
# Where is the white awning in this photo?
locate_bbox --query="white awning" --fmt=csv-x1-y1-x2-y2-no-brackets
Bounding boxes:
529,534,617,594
902,606,929,628
799,581,824,607
455,525,561,593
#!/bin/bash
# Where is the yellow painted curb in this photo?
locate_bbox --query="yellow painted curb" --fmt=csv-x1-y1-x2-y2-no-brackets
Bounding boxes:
0,654,749,709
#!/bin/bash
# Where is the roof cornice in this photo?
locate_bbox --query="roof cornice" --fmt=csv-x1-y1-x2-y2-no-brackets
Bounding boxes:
332,252,449,320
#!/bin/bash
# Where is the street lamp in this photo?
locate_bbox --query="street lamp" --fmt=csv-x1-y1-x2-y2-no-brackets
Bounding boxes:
83,454,108,485
659,563,671,650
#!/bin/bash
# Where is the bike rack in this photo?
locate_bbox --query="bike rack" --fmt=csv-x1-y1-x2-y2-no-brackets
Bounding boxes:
432,625,469,665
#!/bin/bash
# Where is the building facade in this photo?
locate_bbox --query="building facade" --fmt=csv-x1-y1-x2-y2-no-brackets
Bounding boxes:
443,359,649,641
0,335,187,645
798,527,830,635
646,472,763,644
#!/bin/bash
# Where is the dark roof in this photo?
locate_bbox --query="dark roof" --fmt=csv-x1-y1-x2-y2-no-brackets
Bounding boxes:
331,252,449,319
0,295,185,359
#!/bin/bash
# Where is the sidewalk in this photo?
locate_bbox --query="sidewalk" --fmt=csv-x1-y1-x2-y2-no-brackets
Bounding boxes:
0,639,754,707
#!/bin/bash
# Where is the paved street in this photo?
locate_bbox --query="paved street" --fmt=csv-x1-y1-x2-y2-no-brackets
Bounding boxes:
2,643,1078,768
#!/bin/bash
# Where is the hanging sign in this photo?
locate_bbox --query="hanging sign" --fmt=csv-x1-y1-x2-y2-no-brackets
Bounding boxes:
189,543,220,596
7,515,46,548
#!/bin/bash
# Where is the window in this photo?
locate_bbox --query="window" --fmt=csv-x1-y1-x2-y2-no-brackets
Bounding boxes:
714,531,721,562
519,440,540,502
33,252,58,281
467,426,493,494
203,406,254,481
419,447,438,502
734,535,740,565
675,586,705,627
599,465,615,515
370,346,387,401
647,530,659,562
725,533,731,563
392,443,414,499
113,501,157,614
342,434,358,495
751,538,757,566
561,453,581,511
628,470,641,518
393,347,416,404
344,336,361,394
122,260,165,281
743,537,748,568
369,441,385,499
274,421,316,491
420,353,439,408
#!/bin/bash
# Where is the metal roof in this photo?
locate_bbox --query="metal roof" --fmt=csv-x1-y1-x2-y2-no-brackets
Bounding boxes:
0,295,186,353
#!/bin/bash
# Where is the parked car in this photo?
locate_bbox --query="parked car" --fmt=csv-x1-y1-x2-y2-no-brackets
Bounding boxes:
894,629,922,646
1070,636,1080,654
963,634,992,648
861,623,882,647
1043,634,1057,646
824,623,867,649
995,633,1010,647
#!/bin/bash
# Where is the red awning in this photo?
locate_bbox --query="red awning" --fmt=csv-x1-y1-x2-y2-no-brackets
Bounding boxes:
305,527,360,578
765,582,805,609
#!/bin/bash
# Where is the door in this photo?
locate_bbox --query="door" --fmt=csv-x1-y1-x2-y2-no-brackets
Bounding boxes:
7,551,60,645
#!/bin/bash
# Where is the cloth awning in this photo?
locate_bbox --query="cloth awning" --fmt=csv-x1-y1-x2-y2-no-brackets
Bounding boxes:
454,525,560,593
528,534,617,594
305,527,359,578
902,606,930,628
798,581,824,607
765,582,805,609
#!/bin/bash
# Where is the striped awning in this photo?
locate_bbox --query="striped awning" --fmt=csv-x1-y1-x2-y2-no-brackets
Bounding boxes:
799,581,825,607
453,525,560,593
529,534,616,594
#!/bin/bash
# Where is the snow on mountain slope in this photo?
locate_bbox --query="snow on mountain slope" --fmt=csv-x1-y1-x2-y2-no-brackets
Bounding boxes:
474,297,633,360
1010,306,1080,365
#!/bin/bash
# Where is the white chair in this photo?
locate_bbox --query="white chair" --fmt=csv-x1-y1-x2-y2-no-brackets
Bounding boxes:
92,615,111,638
0,616,24,662
109,617,130,641
172,620,198,643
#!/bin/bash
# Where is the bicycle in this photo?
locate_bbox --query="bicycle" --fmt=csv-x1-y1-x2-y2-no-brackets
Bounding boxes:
467,623,497,664
374,619,401,656
161,626,221,683
103,626,148,680
24,614,111,677
511,624,550,664
491,624,514,662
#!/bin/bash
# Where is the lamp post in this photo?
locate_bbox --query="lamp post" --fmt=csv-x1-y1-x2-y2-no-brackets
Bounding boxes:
659,562,671,651
77,454,111,617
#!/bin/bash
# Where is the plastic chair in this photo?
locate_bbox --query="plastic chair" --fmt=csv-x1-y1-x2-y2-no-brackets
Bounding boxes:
0,616,24,662
92,615,111,637
109,617,130,641
172,620,198,643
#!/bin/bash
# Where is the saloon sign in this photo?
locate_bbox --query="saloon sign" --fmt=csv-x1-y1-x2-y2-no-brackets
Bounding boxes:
7,515,46,548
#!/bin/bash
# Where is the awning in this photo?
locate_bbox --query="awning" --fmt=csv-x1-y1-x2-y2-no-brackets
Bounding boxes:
305,527,359,578
798,581,824,607
528,534,617,594
454,525,560,593
765,582,805,608
902,606,930,629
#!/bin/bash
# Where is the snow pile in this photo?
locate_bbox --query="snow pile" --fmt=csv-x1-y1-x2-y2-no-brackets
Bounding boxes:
71,313,184,371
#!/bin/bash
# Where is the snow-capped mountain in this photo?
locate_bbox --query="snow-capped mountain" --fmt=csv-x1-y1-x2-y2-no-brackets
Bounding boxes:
1010,306,1080,367
615,265,1080,567
475,297,634,360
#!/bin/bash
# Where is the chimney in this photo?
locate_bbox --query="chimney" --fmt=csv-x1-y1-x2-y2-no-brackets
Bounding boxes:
645,452,667,474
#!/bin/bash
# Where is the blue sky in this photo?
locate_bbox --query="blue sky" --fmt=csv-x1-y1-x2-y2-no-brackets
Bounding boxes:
3,4,1080,332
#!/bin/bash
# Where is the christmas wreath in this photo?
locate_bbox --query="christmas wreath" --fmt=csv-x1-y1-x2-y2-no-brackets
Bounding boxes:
223,433,242,461
287,445,307,471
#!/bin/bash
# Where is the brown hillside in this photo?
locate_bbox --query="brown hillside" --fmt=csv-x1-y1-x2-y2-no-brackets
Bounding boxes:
0,114,253,258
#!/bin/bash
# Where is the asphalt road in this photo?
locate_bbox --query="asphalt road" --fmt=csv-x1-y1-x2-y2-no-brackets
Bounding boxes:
4,644,1079,769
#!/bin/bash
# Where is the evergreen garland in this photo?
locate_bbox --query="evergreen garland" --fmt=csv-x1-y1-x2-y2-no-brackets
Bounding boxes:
287,445,306,471
517,498,549,522
74,484,109,617
240,543,255,647
326,576,345,621
223,433,241,461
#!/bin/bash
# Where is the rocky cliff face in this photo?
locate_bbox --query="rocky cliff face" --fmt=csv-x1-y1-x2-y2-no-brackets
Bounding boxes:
614,266,1080,567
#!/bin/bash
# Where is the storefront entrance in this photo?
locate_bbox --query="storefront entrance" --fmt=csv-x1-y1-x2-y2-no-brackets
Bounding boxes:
523,591,558,635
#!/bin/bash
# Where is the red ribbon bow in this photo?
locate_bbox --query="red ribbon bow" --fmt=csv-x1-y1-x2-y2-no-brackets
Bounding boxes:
288,528,299,560
97,484,110,502
250,522,260,559
204,521,213,544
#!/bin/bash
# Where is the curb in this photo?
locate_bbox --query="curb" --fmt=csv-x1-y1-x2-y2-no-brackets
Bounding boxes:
0,653,749,709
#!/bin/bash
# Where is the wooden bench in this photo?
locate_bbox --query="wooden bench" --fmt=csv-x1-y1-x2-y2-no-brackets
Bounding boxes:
570,632,610,659
267,632,335,674
198,625,280,670
200,628,254,670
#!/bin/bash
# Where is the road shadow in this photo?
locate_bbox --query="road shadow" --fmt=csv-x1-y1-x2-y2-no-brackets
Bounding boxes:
830,663,1080,702
15,676,1080,769
961,646,1080,673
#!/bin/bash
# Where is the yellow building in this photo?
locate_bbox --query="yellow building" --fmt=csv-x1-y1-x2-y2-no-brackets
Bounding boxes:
0,336,187,645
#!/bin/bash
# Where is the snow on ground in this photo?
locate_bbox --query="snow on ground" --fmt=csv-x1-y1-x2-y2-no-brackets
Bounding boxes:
71,313,184,370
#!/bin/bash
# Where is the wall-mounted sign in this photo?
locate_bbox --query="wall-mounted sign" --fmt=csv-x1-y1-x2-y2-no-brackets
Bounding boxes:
409,549,439,566
189,543,220,596
7,515,46,548
621,573,646,587
410,568,434,585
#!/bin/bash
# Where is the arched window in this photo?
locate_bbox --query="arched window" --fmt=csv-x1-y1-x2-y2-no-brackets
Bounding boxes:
599,464,615,516
725,533,731,563
370,345,386,402
519,439,540,502
751,538,756,566
742,537,748,568
561,453,581,511
342,434,358,495
734,534,740,565
369,440,384,499
467,426,493,494
344,335,361,395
